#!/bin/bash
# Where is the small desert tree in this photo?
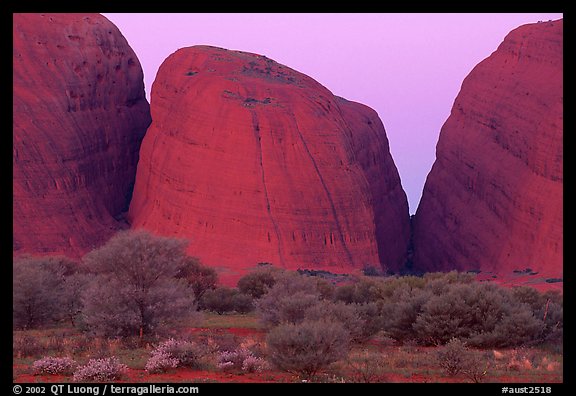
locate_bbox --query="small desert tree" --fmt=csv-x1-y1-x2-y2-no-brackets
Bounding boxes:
414,282,545,347
13,255,72,329
176,256,218,300
436,338,492,383
266,319,350,379
237,267,279,299
379,284,431,343
257,271,322,327
201,287,254,314
81,230,196,339
304,301,367,343
61,272,91,327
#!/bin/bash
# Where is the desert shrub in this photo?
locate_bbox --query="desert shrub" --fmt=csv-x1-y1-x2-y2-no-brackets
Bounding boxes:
511,286,545,312
13,256,68,329
81,230,196,339
216,348,267,373
353,302,384,342
60,272,91,327
32,356,77,376
528,290,563,343
72,356,127,382
413,283,493,345
158,339,207,368
13,334,46,358
176,256,218,300
304,301,367,343
362,265,385,277
266,319,350,379
242,354,268,373
346,350,388,383
423,271,476,290
145,338,207,373
204,332,241,353
383,275,428,295
333,276,387,304
201,287,254,314
315,277,336,300
380,285,431,343
45,334,67,354
259,291,320,326
257,272,322,326
475,304,544,347
145,351,179,374
333,284,356,304
436,338,491,383
413,282,545,347
540,301,563,345
237,268,279,299
436,338,468,376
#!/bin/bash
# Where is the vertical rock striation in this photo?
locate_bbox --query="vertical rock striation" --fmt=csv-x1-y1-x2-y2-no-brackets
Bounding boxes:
128,46,409,281
413,20,563,280
13,13,151,256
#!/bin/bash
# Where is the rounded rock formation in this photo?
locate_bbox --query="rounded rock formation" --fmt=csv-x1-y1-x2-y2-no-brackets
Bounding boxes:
413,20,563,282
128,46,409,282
13,13,151,256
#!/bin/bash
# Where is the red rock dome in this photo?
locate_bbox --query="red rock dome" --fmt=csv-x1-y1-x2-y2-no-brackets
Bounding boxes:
128,46,409,282
13,13,151,256
413,20,563,282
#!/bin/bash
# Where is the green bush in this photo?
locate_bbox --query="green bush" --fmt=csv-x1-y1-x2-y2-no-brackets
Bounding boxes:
436,338,491,383
413,282,546,347
201,288,254,314
237,268,278,299
333,276,387,304
13,255,69,329
380,285,431,343
257,272,321,326
346,350,388,383
80,230,196,339
266,319,350,379
145,338,207,373
304,301,363,342
249,270,561,350
176,256,218,300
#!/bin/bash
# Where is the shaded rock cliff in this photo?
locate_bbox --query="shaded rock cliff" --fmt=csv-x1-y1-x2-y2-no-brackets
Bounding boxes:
13,13,151,256
128,46,409,281
413,20,563,279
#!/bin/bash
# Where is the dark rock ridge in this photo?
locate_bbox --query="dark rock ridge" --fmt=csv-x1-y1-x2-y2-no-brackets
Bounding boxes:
13,13,151,256
413,19,563,280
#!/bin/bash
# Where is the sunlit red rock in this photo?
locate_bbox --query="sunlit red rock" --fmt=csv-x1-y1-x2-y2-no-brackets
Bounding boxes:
128,46,409,282
13,13,151,256
413,20,563,282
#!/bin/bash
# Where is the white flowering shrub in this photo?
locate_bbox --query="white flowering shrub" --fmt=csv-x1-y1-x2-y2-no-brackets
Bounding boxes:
241,354,267,373
145,338,206,373
217,348,267,373
72,357,127,382
145,351,179,374
32,356,77,375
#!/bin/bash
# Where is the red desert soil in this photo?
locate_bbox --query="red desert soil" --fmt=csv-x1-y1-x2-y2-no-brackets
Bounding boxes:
121,368,293,383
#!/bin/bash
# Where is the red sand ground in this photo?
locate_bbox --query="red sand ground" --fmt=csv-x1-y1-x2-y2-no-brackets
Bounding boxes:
14,327,562,384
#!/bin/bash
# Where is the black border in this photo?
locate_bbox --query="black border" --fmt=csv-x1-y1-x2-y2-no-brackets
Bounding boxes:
7,4,571,395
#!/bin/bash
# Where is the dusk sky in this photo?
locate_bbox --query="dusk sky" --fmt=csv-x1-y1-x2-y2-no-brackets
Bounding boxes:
104,13,563,214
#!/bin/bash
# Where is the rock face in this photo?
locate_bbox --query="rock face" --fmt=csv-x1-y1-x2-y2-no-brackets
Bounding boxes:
13,13,151,256
413,20,563,279
128,46,409,281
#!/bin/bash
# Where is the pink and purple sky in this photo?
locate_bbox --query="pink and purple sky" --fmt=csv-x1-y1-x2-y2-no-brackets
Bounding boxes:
104,13,562,213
